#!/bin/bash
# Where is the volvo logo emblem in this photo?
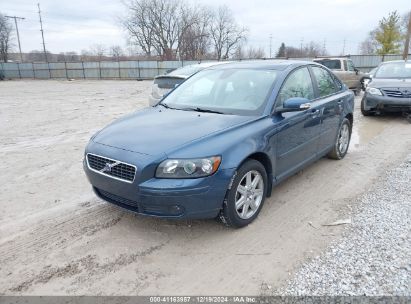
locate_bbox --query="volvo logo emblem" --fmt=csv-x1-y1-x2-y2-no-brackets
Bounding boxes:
101,161,120,173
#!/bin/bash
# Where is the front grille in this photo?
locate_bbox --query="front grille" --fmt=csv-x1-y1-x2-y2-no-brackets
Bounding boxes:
382,88,411,98
87,153,136,182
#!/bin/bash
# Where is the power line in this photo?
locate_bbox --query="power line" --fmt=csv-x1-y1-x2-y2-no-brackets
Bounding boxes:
5,15,25,62
37,3,48,62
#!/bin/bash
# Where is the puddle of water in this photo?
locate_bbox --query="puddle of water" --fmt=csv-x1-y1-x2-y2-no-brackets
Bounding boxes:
349,118,387,151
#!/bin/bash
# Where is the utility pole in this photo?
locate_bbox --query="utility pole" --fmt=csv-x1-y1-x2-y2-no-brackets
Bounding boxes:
300,38,304,57
5,15,25,62
403,12,411,60
37,3,48,62
269,34,272,58
342,39,346,56
322,38,326,56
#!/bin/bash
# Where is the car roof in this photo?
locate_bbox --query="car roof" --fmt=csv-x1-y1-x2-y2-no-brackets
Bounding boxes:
207,59,317,71
379,59,411,65
313,57,349,61
164,61,232,78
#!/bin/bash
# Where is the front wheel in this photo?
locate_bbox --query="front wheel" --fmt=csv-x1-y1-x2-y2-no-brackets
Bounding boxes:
219,159,267,228
328,118,351,160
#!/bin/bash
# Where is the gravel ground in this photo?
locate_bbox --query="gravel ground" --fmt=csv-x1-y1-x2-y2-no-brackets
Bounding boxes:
276,155,411,296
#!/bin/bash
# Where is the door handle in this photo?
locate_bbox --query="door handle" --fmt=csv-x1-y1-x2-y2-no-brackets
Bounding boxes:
311,109,320,118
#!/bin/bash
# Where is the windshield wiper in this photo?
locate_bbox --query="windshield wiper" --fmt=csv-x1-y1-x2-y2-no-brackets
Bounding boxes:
181,107,226,114
158,103,175,110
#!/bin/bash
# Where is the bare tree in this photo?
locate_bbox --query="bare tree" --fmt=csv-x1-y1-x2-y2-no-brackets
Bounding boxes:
178,7,212,60
246,46,265,59
209,6,247,60
0,13,13,62
26,50,52,62
123,0,156,56
303,41,325,57
233,44,245,59
124,0,198,60
123,0,248,60
56,51,79,62
278,41,325,58
110,45,124,60
80,49,93,61
359,30,378,54
90,44,106,60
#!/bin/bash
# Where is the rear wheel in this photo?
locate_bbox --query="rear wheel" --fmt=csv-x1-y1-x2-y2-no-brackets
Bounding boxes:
328,118,351,160
219,159,267,228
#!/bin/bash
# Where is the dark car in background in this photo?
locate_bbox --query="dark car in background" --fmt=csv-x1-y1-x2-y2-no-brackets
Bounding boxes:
361,60,411,116
84,60,354,228
148,61,229,106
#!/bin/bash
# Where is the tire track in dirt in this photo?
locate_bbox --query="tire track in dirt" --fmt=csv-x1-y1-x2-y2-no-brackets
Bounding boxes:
9,243,166,293
0,201,123,267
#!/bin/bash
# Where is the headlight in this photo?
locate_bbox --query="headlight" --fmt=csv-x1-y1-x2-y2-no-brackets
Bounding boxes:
156,156,221,178
366,87,382,96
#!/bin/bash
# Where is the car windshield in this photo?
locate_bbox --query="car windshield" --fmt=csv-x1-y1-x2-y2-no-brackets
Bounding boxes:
161,68,278,115
374,61,411,78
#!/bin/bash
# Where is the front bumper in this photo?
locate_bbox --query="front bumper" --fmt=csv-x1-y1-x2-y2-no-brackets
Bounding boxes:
362,93,411,112
83,143,235,220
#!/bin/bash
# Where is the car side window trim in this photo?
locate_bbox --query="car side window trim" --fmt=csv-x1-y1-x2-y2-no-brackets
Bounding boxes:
309,65,340,101
273,66,315,111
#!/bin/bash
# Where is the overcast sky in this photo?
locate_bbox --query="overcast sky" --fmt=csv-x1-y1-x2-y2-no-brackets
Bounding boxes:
1,0,410,56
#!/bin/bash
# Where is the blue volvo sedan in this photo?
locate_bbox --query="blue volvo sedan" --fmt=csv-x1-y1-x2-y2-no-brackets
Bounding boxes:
84,60,354,228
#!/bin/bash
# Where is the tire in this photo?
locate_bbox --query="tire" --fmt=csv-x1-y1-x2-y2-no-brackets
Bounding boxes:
361,97,374,116
328,118,352,160
218,159,268,228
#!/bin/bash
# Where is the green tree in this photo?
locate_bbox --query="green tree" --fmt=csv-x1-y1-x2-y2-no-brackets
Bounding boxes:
276,42,286,58
374,11,402,54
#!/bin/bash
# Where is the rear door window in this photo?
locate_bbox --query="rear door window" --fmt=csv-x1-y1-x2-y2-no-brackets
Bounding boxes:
311,66,338,97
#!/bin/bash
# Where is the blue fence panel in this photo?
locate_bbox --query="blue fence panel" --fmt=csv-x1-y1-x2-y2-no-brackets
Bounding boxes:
84,68,99,78
50,69,66,78
67,70,85,78
2,56,406,80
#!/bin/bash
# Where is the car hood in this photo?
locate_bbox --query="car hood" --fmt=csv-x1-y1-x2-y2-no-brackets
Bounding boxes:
370,78,411,88
93,107,254,156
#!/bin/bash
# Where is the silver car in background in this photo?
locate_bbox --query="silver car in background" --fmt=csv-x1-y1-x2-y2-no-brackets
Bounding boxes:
148,61,229,106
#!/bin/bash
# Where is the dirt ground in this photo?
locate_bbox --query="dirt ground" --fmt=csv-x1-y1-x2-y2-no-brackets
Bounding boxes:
1,80,410,295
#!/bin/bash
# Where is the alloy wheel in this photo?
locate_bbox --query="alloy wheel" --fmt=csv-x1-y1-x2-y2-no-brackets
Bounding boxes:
338,123,350,154
235,170,264,220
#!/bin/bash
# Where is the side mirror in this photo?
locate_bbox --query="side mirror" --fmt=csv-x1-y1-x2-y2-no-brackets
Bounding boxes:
354,68,359,75
276,97,311,113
